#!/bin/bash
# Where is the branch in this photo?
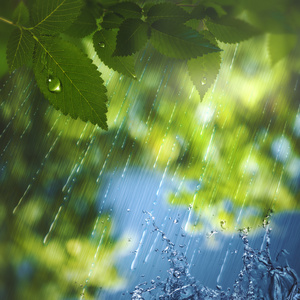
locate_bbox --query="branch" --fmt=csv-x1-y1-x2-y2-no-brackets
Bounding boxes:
0,17,15,26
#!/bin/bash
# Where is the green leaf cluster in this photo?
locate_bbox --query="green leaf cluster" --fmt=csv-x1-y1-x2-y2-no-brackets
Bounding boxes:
2,0,299,128
5,0,108,129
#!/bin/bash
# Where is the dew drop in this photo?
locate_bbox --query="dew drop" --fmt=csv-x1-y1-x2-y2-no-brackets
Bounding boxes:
47,77,62,93
98,42,105,48
201,77,207,85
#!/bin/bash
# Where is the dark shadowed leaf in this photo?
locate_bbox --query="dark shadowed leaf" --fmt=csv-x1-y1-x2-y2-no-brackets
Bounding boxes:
141,2,155,14
190,5,206,20
12,1,30,25
33,36,108,129
206,17,260,44
114,19,149,56
31,0,83,34
187,32,221,100
150,20,221,59
65,5,98,38
101,13,124,29
108,2,142,19
146,3,190,24
6,28,35,72
93,29,136,78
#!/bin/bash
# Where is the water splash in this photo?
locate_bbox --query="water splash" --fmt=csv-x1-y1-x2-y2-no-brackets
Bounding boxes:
131,213,300,299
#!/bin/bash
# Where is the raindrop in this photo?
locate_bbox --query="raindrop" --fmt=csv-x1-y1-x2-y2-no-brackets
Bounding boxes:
201,77,207,85
98,42,105,48
47,77,62,93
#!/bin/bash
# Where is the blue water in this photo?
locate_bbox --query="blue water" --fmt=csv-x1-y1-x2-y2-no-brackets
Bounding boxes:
98,168,300,299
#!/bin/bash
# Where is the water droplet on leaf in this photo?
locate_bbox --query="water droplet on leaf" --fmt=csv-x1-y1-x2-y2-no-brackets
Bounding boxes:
98,42,105,48
47,77,62,93
201,77,207,85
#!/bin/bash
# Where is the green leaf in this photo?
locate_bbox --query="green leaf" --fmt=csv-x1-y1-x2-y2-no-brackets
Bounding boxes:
150,20,221,60
6,28,35,72
187,32,221,100
31,0,84,34
206,17,260,44
12,1,30,25
33,36,108,129
267,33,297,65
65,5,98,37
101,13,124,29
146,3,190,24
108,2,142,19
114,19,149,56
93,29,136,78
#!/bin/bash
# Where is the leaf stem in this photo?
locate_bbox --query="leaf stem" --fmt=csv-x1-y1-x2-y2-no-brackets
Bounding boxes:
0,16,15,26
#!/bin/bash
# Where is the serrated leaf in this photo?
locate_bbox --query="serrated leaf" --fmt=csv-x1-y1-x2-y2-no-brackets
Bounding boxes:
6,28,35,72
93,29,136,78
206,17,260,44
114,19,149,56
108,2,142,19
187,32,221,100
33,36,108,129
101,13,124,29
146,3,190,24
31,0,83,34
267,33,297,65
150,20,221,60
12,1,29,25
65,5,98,37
